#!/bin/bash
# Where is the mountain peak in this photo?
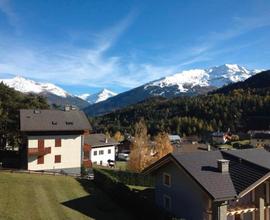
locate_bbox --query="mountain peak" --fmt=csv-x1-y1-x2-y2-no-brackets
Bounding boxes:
78,88,117,104
0,75,70,97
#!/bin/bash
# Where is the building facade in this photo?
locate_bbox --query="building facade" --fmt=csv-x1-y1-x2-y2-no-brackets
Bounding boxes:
144,148,270,220
85,133,118,166
20,108,91,174
250,131,270,148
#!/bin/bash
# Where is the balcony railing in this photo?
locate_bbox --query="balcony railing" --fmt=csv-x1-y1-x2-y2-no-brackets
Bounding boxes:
28,147,51,156
227,204,257,216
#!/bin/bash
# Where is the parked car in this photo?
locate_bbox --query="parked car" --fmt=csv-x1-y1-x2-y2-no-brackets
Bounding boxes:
117,150,130,161
86,169,94,180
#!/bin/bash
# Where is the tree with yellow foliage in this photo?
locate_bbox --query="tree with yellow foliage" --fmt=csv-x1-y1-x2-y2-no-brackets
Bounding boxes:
128,119,150,172
128,119,173,172
153,132,173,160
113,131,124,142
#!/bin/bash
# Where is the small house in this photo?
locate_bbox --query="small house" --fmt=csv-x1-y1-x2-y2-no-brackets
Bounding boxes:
250,131,270,148
212,131,231,144
84,133,118,166
144,148,270,219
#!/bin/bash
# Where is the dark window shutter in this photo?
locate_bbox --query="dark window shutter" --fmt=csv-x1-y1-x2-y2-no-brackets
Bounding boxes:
55,155,61,163
55,138,61,147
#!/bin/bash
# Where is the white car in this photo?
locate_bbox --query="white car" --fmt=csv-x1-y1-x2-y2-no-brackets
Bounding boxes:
117,150,130,161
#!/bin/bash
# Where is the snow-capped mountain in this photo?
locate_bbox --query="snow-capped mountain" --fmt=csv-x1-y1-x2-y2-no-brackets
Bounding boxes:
0,76,89,109
78,89,117,104
84,64,263,116
144,64,260,94
1,76,70,97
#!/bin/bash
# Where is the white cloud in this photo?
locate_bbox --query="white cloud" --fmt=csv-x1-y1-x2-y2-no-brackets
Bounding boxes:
0,7,269,92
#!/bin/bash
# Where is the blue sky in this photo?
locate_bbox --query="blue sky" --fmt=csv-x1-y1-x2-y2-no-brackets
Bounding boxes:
0,0,270,95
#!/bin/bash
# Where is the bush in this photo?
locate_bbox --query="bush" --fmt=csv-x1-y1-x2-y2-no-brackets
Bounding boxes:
93,168,167,220
100,168,154,187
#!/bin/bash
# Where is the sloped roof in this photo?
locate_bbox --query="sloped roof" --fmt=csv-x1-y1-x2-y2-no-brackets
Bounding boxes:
143,148,270,201
20,109,91,132
252,132,270,139
85,133,118,147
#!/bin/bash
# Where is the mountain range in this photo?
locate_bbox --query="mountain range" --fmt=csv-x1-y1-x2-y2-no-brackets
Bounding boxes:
84,64,261,116
0,64,262,113
92,70,270,136
0,76,116,109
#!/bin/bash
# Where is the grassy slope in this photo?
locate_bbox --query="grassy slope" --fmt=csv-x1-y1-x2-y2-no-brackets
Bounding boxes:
0,172,134,220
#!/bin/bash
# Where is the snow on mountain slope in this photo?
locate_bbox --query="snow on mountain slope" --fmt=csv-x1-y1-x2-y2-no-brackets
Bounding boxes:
145,64,259,93
79,89,117,104
0,76,69,97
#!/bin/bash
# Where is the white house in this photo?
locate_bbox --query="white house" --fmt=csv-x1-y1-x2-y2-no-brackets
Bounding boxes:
84,134,118,166
20,108,91,174
250,130,270,148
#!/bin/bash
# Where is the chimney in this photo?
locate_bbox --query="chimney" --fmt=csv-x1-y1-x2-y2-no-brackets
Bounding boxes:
207,144,211,151
65,105,71,111
105,138,108,143
217,159,229,173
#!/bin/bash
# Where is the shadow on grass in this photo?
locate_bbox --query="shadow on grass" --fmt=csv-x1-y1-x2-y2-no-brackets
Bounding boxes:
62,179,135,220
76,179,164,220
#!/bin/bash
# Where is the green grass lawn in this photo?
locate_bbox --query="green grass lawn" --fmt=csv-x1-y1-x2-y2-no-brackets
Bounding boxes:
0,172,134,220
115,161,128,170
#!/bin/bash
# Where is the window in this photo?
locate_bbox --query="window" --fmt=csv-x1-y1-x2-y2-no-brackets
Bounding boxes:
99,150,104,155
108,149,111,154
93,151,97,156
100,161,103,165
163,194,171,210
163,173,171,187
37,156,44,164
55,138,61,147
55,155,61,163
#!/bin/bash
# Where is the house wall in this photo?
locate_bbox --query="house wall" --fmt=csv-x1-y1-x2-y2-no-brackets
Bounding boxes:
27,134,82,174
91,145,115,166
154,161,211,219
227,180,270,220
251,138,270,148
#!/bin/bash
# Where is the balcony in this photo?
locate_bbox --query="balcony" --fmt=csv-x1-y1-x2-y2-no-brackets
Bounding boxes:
83,159,92,168
227,204,257,216
83,144,91,152
28,147,51,156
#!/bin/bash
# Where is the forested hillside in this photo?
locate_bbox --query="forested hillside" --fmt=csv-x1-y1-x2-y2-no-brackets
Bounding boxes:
90,70,270,136
0,83,49,149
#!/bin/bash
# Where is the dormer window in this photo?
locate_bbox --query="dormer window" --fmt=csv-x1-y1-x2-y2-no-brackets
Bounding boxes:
52,121,57,125
66,121,73,125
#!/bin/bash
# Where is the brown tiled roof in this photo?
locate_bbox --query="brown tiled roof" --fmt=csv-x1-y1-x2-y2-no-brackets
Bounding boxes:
84,133,118,147
144,148,270,201
20,109,91,132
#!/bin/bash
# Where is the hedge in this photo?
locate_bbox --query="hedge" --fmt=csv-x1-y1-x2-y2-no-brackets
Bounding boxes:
93,168,170,220
99,168,154,187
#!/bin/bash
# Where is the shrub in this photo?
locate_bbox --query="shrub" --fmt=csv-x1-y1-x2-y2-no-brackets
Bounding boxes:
93,168,167,220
